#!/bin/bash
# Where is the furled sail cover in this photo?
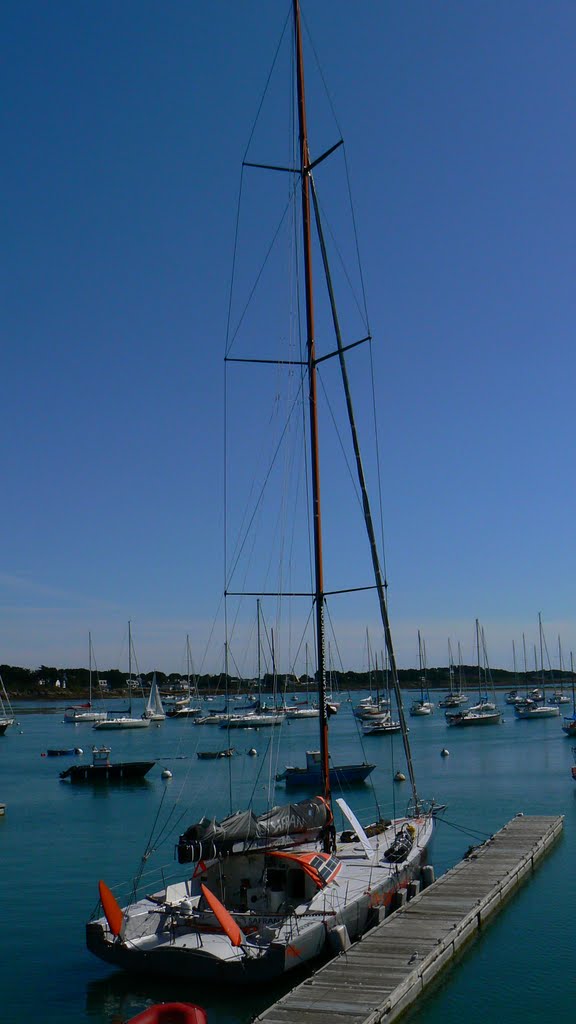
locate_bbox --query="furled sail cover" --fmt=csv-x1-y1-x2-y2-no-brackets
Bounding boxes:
177,796,330,863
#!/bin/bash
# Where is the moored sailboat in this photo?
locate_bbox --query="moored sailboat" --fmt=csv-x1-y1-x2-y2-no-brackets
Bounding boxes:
93,622,150,731
0,672,15,734
410,631,434,716
86,1,435,984
447,621,501,727
514,615,559,721
142,673,166,721
561,652,576,736
276,749,375,787
165,637,202,718
64,633,108,724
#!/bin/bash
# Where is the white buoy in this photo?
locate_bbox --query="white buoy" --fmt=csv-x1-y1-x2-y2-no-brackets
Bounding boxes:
161,769,172,779
441,748,450,757
247,748,258,757
394,770,406,782
75,748,83,756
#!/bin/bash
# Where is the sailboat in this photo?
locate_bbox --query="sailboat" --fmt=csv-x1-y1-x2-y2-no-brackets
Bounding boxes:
285,641,319,719
64,633,108,724
165,636,202,718
562,653,576,735
447,621,501,727
0,671,15,734
550,636,571,705
438,639,468,708
142,673,166,721
223,610,286,728
409,631,434,716
514,614,559,720
87,1,434,983
93,622,151,731
360,643,400,734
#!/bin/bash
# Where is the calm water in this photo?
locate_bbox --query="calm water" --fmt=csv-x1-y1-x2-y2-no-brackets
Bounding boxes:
2,694,574,1023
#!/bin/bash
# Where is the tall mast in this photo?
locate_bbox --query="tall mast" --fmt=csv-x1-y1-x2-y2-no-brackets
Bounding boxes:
257,599,261,704
88,631,92,705
128,620,132,716
539,612,544,688
476,619,481,700
293,0,332,842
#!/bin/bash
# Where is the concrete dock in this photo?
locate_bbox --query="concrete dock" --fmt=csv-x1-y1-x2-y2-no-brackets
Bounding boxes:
255,814,563,1024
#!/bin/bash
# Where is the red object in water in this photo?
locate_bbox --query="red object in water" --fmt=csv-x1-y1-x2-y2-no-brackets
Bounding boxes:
125,1004,208,1024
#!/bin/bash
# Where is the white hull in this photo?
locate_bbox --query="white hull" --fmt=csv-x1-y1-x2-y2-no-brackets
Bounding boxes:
64,710,108,723
363,718,401,735
224,713,285,728
410,702,433,716
515,705,560,720
87,813,433,984
93,717,151,730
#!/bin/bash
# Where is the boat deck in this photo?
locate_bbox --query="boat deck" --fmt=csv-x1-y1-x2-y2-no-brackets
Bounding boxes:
254,814,563,1024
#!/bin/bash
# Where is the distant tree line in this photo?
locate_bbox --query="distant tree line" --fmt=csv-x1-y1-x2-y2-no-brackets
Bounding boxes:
2,661,572,697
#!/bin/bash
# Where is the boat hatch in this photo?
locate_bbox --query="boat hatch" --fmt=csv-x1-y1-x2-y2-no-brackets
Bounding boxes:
269,851,342,888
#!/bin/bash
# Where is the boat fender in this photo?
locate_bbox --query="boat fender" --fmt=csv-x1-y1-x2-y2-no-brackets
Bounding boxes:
328,923,351,953
420,865,435,888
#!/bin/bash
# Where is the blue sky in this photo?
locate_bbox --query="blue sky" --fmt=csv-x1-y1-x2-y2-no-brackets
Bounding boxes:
2,1,575,677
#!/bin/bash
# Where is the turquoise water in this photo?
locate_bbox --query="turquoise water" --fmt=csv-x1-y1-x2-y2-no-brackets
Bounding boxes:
2,696,573,1023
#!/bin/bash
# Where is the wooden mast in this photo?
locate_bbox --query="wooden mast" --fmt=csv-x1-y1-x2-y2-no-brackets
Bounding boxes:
293,0,332,845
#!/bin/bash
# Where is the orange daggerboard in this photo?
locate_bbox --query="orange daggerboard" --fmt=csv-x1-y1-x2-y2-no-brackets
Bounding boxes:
98,879,124,937
201,883,244,947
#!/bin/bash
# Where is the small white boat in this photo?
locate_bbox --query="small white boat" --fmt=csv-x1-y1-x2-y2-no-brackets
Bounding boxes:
550,691,571,705
514,700,559,720
142,675,166,721
284,706,319,719
362,713,402,735
94,715,151,731
410,701,433,717
223,712,285,729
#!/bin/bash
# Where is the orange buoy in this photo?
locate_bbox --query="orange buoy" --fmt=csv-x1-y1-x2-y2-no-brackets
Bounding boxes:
125,1003,208,1024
